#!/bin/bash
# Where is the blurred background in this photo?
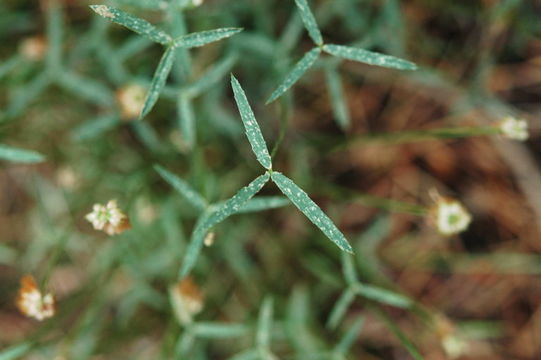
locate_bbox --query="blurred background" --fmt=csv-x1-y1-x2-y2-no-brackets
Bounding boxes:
1,0,541,359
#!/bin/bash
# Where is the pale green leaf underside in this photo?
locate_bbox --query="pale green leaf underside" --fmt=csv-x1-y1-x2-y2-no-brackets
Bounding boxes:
0,145,45,163
173,28,243,48
256,297,274,348
177,94,195,149
294,0,323,46
231,75,272,169
179,173,270,278
236,196,290,213
323,44,418,70
327,288,355,329
140,46,176,119
192,322,249,339
271,172,353,253
154,165,207,211
353,283,412,308
89,5,171,45
266,47,321,104
325,65,350,130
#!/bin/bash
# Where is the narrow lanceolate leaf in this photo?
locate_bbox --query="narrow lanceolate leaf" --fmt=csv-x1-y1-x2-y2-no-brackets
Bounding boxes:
266,47,321,104
177,93,195,149
323,44,417,70
140,46,176,119
353,283,412,308
179,173,270,278
192,322,249,339
237,196,290,213
335,316,365,354
231,75,272,169
325,65,350,130
0,145,45,163
154,165,207,212
257,297,274,349
271,172,353,253
89,5,171,45
327,288,356,330
172,28,243,49
294,0,323,46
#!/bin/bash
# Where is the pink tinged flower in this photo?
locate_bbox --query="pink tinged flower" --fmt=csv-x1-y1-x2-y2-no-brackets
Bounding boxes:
169,277,204,325
116,84,146,121
16,275,55,321
85,200,131,235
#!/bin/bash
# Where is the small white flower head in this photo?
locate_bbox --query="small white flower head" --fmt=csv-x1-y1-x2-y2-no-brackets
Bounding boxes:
429,192,472,236
192,0,204,6
116,84,146,121
204,231,215,247
498,116,529,141
85,200,131,236
16,275,55,321
435,315,469,359
169,277,203,325
19,36,47,61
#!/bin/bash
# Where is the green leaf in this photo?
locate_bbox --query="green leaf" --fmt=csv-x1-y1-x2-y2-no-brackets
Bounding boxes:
342,253,358,285
270,172,353,253
327,288,356,330
140,46,176,119
184,54,237,98
0,145,45,163
172,28,243,48
256,297,274,348
71,114,120,141
353,283,412,308
57,72,114,106
325,64,350,130
294,0,323,46
236,196,290,214
89,5,171,45
230,75,272,169
323,44,417,70
375,308,424,360
334,316,364,354
192,322,249,339
266,47,320,104
0,342,32,360
178,173,270,278
177,93,196,149
154,165,207,212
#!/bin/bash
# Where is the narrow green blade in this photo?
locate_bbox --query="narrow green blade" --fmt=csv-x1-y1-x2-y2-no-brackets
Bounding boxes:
0,342,32,360
140,46,176,119
0,145,45,163
256,297,274,348
325,65,350,130
353,283,412,308
184,54,237,98
375,308,424,360
323,44,417,70
327,288,356,330
334,316,365,354
154,165,207,212
236,196,290,213
231,75,272,169
192,322,249,339
89,5,171,45
70,114,120,141
172,28,243,49
177,93,195,149
58,72,114,106
270,172,353,253
266,47,320,104
294,0,323,46
178,173,270,278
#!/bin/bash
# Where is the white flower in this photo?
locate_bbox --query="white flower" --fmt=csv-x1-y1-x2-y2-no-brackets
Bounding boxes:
16,275,55,321
498,116,529,141
19,36,47,61
85,200,130,235
116,84,146,120
169,277,203,325
192,0,203,6
430,197,472,236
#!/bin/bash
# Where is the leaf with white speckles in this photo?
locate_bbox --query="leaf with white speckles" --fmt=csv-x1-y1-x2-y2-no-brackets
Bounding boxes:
172,28,243,48
271,172,353,253
231,75,272,170
0,145,45,163
178,173,270,278
323,44,417,70
154,165,207,212
294,0,323,46
140,46,175,119
266,47,320,104
89,5,171,45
